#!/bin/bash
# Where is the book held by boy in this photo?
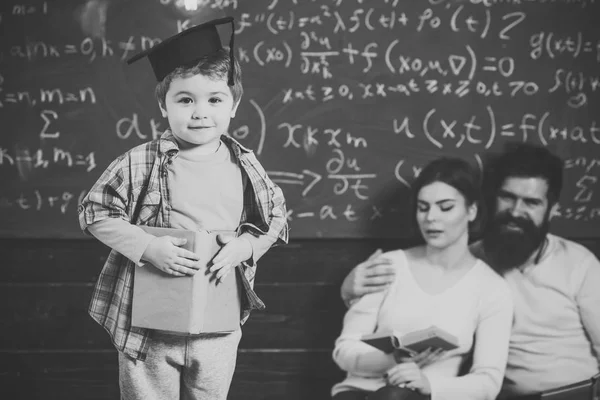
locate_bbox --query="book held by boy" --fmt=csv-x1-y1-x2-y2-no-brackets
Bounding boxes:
131,226,241,334
361,325,459,357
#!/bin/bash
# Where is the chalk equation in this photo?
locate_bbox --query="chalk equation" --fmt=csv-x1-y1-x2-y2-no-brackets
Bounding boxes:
1,0,600,238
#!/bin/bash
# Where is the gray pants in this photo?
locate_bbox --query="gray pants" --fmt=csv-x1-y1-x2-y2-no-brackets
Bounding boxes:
119,329,242,400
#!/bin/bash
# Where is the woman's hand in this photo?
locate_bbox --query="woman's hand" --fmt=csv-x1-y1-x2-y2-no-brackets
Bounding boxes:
394,347,445,368
385,361,432,395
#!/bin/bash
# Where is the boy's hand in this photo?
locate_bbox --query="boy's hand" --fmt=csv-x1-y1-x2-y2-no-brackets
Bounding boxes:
340,249,396,303
385,361,432,395
210,234,252,282
142,236,200,277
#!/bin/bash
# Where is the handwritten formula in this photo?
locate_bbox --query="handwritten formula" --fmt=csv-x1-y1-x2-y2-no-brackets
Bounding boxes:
1,0,598,238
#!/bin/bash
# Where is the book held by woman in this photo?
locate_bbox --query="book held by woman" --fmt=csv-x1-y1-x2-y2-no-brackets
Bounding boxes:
361,325,459,357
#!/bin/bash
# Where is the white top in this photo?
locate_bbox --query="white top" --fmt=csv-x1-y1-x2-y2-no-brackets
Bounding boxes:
168,140,243,232
474,234,600,397
87,140,269,265
332,250,514,400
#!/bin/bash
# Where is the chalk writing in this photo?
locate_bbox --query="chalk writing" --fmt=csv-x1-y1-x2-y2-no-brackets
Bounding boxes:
2,0,600,238
0,189,86,214
0,87,96,107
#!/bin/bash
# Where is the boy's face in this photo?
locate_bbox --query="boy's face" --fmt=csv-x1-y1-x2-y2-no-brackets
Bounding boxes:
159,73,240,150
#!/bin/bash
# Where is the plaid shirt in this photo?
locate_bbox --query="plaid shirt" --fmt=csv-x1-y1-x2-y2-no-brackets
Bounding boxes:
78,131,288,360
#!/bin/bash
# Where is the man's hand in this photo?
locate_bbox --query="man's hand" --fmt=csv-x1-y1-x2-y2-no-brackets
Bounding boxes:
340,249,396,304
210,234,252,282
386,361,432,395
142,236,200,276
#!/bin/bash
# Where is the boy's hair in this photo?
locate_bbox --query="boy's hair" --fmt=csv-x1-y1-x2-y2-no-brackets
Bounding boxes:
410,157,483,235
155,48,243,108
484,142,564,205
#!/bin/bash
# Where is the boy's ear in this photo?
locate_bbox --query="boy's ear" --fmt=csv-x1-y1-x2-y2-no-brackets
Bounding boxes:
158,101,167,118
230,98,241,118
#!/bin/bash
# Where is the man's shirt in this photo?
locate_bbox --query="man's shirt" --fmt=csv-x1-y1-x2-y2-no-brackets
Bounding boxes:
472,234,600,396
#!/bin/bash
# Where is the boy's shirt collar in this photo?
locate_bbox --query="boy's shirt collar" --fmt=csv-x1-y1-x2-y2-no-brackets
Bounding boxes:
158,129,252,155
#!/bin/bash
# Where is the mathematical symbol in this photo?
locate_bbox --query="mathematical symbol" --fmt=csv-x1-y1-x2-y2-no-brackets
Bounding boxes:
359,83,374,98
119,36,136,60
285,209,294,221
278,122,302,148
64,44,77,54
397,13,408,26
441,119,457,138
500,124,515,136
370,206,383,220
483,57,497,72
342,43,359,64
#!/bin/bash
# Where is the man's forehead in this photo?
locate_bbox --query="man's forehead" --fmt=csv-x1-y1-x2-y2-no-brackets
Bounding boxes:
499,176,549,199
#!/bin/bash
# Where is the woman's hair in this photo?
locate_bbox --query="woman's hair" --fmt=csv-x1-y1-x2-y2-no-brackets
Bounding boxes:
410,157,483,236
155,48,243,108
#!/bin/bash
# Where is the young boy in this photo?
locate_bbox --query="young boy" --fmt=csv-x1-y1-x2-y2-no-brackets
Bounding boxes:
78,17,288,400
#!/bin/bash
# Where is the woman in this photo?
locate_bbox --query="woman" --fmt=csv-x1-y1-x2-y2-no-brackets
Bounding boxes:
331,157,513,400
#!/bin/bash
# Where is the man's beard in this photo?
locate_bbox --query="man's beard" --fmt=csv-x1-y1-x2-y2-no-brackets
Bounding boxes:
483,211,549,272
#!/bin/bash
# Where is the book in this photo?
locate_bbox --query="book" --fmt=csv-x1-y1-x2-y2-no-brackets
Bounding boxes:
361,325,459,357
131,226,241,334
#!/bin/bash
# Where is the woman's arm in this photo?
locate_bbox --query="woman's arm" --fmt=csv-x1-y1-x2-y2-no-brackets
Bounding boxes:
427,282,514,400
332,287,396,377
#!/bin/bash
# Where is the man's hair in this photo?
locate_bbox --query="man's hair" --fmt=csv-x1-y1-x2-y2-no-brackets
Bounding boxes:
410,157,483,235
155,48,243,108
484,142,564,205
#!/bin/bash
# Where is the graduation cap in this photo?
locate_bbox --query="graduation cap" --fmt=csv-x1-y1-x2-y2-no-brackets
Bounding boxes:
127,16,236,85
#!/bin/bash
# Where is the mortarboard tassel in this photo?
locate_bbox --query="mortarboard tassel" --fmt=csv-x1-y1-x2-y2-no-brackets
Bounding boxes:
228,18,235,87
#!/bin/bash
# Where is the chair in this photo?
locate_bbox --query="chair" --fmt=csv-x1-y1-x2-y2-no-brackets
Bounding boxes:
538,373,600,400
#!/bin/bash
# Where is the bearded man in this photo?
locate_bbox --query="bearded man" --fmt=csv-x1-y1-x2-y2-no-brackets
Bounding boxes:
340,143,600,399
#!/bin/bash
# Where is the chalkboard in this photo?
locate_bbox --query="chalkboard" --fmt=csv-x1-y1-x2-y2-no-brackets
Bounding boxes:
1,0,599,238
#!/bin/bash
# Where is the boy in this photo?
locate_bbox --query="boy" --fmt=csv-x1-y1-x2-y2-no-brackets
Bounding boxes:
78,16,288,400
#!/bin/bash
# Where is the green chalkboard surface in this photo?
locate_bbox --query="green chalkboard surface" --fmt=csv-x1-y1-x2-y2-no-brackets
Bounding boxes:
1,0,599,238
